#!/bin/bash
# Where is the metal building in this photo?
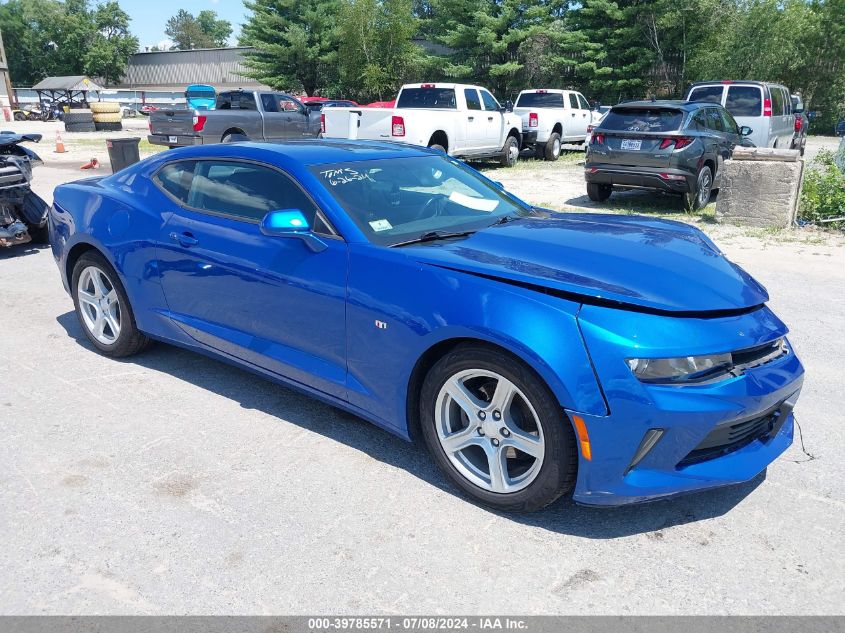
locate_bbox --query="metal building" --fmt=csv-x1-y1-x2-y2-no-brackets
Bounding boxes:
119,47,270,91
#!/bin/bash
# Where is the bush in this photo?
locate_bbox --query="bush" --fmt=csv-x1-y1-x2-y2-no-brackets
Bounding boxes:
800,149,845,228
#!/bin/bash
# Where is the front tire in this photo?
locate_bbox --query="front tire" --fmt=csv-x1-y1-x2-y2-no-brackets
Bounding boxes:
499,135,520,167
420,344,578,512
71,252,150,357
586,182,612,202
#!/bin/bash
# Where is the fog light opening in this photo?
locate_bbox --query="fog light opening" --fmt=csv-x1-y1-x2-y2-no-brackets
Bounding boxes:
624,428,665,475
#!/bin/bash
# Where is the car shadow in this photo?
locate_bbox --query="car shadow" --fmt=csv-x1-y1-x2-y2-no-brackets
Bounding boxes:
56,310,762,539
0,242,50,260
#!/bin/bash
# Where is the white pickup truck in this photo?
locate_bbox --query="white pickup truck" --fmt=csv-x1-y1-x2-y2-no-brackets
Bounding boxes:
321,83,524,166
513,89,593,160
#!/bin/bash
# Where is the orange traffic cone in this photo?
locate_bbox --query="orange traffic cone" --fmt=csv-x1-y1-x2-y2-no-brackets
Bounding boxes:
55,130,66,153
80,157,99,170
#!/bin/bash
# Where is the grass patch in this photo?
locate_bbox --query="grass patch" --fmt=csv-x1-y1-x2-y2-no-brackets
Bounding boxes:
66,138,163,155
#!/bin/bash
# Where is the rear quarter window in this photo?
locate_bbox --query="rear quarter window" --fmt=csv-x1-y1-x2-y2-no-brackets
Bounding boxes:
397,88,456,109
688,86,724,104
725,86,762,117
601,108,684,132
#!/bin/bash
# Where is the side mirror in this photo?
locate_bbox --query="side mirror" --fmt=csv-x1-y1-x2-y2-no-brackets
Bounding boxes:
505,100,514,112
492,180,505,189
260,209,327,252
739,126,753,137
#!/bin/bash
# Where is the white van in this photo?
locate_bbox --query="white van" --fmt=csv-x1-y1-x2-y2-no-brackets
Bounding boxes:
685,81,794,149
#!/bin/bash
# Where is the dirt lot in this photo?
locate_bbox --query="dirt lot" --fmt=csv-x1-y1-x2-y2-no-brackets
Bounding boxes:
1,124,843,615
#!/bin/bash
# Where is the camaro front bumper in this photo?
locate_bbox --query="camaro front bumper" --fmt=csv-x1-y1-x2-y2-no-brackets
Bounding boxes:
570,304,804,506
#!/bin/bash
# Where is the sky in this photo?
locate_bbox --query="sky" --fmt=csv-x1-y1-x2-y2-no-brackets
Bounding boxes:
124,0,250,50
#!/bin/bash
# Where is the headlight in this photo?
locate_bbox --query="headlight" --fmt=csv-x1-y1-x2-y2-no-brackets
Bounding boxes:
626,353,733,384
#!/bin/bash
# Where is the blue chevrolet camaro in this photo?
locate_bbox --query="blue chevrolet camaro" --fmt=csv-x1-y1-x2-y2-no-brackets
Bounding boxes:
49,140,804,511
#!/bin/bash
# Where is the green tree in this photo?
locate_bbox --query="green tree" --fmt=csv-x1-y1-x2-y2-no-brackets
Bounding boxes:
240,0,341,95
337,0,425,102
83,2,139,86
196,10,233,47
165,9,232,50
0,0,137,86
428,0,577,98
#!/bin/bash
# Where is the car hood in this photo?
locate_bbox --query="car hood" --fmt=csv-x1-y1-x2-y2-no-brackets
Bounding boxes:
403,214,768,314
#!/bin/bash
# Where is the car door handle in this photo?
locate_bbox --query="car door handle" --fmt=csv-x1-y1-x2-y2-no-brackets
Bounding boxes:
170,231,198,247
468,116,474,121
571,113,576,117
488,116,494,121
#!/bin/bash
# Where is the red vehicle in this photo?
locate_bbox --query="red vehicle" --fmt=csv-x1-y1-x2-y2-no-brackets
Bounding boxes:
365,100,396,108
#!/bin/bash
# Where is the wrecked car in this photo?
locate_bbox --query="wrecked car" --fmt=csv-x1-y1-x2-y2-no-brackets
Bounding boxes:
0,132,50,248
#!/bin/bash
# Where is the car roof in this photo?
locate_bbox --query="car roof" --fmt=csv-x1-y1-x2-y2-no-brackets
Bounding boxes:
150,139,433,167
612,100,709,111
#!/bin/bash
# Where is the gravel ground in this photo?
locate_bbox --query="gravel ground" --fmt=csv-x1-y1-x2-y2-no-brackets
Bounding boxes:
0,128,843,615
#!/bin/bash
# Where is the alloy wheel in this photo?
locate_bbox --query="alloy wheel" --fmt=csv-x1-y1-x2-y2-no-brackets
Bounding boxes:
435,369,545,494
77,266,122,345
698,169,712,207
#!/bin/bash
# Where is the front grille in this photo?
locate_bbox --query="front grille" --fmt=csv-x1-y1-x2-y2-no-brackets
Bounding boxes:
731,338,788,371
677,404,786,468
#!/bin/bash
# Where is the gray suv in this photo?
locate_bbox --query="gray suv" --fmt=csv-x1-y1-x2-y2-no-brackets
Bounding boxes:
585,100,753,209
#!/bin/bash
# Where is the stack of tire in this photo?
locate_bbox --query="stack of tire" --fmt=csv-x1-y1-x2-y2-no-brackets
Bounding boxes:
64,109,96,133
90,102,123,132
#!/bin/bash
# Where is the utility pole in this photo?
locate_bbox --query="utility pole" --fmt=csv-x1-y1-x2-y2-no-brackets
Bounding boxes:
0,27,15,108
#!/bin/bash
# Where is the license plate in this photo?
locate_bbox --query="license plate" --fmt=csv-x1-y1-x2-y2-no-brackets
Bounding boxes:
168,136,178,144
620,139,642,150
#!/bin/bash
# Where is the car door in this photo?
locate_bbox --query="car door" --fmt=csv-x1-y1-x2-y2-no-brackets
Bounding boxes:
153,158,349,400
234,92,264,139
565,93,582,139
278,95,311,138
463,88,485,151
479,89,504,148
724,84,765,148
575,93,592,138
703,108,730,176
259,93,293,141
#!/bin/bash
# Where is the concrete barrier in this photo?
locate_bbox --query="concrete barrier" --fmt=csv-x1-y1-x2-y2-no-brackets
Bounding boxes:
715,147,804,229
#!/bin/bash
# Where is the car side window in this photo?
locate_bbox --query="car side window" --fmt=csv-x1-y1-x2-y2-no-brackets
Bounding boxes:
480,90,499,111
577,94,590,110
277,96,301,112
705,108,724,132
260,94,279,112
157,161,197,201
770,88,783,118
464,89,482,111
568,93,579,109
720,109,739,135
691,111,708,131
157,160,330,233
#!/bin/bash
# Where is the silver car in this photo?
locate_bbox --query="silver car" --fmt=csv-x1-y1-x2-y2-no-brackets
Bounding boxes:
685,81,795,150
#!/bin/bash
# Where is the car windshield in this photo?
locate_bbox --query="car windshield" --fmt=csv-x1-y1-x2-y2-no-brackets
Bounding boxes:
187,90,215,100
601,108,684,132
310,156,531,246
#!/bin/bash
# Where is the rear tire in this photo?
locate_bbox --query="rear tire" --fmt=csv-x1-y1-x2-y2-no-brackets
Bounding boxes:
543,133,562,161
586,182,612,202
428,143,447,153
71,252,150,358
419,344,578,512
683,165,713,211
500,135,520,167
